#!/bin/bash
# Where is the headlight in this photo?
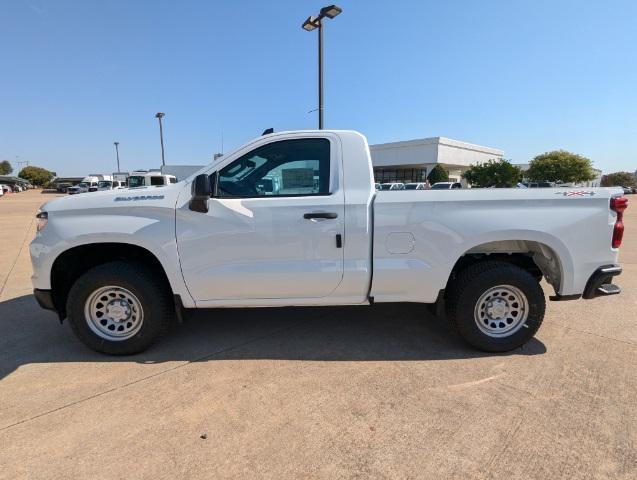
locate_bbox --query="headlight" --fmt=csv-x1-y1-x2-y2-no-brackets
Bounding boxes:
36,211,48,232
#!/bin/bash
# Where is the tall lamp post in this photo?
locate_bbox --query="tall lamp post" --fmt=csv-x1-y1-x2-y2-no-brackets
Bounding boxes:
301,5,342,129
155,112,166,166
113,142,120,172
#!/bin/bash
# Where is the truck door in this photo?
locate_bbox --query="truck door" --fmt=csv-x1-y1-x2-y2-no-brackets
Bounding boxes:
176,136,345,302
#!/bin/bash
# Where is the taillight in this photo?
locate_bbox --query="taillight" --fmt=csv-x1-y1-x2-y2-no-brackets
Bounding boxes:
610,196,628,248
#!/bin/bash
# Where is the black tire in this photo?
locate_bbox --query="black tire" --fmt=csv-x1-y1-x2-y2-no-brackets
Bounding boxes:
66,261,173,355
446,261,545,352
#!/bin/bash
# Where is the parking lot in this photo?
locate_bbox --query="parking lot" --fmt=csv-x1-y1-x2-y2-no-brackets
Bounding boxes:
1,189,636,479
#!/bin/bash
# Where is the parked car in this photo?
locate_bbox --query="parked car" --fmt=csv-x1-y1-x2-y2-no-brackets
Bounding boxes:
379,182,405,191
431,182,462,190
404,183,427,190
31,130,627,356
68,175,113,194
67,182,89,195
522,182,554,188
68,176,98,194
621,186,634,195
56,183,72,193
0,184,10,194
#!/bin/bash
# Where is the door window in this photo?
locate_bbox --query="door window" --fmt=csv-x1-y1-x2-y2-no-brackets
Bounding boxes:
217,138,330,198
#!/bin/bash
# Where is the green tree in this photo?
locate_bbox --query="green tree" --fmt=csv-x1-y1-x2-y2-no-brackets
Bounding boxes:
462,159,522,188
0,160,13,175
18,166,53,186
526,150,596,184
601,172,637,188
427,164,449,184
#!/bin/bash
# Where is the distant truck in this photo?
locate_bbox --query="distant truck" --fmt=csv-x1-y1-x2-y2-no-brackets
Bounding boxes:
67,175,109,195
97,179,127,191
113,172,129,183
127,170,177,188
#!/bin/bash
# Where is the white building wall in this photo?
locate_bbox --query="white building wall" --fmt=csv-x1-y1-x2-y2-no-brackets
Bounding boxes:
370,139,439,168
370,137,503,169
435,138,503,167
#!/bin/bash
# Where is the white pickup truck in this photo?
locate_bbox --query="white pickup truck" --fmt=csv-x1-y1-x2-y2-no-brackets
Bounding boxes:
30,130,628,355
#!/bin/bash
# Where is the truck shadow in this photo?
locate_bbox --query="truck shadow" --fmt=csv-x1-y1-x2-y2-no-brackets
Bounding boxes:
0,294,546,380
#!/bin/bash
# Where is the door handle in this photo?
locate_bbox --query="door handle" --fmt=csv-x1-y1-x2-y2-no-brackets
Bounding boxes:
303,212,338,220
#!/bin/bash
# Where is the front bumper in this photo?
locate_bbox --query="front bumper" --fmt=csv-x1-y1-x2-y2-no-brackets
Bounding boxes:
33,289,57,312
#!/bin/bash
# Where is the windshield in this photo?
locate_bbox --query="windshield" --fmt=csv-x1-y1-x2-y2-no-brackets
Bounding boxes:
98,181,112,188
128,176,145,188
404,184,418,190
77,182,88,188
431,183,450,190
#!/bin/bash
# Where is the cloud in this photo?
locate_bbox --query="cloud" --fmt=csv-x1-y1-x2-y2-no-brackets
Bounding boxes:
27,2,46,16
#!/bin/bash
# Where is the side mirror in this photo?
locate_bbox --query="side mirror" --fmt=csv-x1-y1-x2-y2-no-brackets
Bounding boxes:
189,174,212,213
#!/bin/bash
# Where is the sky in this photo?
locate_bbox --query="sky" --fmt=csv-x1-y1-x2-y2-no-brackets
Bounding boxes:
1,0,636,176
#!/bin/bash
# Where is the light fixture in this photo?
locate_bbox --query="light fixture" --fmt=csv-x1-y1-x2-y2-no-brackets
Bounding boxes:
320,5,342,19
302,16,318,31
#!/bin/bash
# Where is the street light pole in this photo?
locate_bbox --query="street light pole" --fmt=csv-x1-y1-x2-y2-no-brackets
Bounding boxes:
155,112,166,166
302,5,342,130
318,18,324,129
113,142,120,172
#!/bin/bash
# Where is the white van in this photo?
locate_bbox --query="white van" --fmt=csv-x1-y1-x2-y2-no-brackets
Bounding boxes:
127,171,177,188
68,175,110,194
97,179,127,191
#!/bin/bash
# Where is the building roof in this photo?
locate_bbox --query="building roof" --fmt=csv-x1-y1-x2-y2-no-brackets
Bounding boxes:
370,136,504,157
369,136,504,169
0,175,30,185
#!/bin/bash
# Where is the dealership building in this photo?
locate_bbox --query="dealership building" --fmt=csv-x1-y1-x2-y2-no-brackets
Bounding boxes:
370,136,504,185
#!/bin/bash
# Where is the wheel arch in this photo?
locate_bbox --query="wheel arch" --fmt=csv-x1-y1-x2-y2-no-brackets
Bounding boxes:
446,237,572,295
50,242,174,318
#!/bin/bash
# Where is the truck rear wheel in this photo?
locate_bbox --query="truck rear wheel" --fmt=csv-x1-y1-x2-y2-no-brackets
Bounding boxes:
66,261,172,355
446,261,545,352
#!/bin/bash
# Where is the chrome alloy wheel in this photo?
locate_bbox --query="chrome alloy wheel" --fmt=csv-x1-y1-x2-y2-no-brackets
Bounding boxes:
474,285,529,338
84,286,144,341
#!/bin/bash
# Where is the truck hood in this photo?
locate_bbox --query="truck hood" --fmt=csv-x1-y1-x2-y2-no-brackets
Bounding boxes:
42,184,185,213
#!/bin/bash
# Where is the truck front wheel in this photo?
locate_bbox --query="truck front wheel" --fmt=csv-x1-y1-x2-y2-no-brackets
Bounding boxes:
66,261,172,355
446,261,546,352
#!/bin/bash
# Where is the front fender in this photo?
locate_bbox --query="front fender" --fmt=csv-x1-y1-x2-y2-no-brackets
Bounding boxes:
30,207,195,307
